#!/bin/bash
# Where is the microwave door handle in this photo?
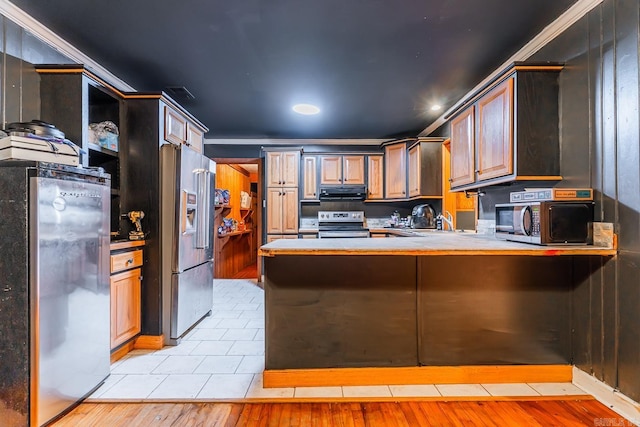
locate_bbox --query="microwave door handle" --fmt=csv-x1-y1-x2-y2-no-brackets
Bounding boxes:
520,205,532,236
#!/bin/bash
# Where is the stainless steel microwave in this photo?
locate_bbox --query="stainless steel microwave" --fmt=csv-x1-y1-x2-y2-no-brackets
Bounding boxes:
495,201,594,245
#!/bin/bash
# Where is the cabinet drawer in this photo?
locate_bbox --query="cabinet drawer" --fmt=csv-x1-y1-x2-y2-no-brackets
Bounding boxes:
111,249,143,273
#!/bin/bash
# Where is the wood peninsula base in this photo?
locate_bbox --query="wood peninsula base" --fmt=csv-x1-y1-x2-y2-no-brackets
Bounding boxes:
261,234,615,386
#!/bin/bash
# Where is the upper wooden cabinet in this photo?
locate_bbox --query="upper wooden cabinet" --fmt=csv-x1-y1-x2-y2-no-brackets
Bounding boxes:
477,78,513,181
448,63,563,191
302,156,318,199
408,140,442,198
319,155,365,185
164,106,187,145
164,106,206,153
186,123,204,153
449,107,475,188
267,151,300,187
367,155,384,199
384,142,407,199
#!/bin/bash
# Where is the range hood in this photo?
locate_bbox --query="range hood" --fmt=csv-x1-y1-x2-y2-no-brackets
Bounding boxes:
319,186,367,200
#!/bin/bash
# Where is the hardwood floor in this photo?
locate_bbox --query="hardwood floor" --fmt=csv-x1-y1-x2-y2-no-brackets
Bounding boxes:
52,399,625,426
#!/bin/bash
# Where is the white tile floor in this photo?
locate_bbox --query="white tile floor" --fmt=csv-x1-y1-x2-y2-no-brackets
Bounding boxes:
88,278,590,401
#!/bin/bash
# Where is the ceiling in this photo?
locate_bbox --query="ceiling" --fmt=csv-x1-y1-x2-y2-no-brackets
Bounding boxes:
11,0,578,139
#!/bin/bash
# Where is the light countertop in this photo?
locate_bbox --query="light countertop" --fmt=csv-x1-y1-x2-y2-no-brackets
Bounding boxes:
259,232,617,257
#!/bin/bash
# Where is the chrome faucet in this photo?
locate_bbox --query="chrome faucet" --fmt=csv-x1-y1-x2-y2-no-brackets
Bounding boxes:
437,211,454,231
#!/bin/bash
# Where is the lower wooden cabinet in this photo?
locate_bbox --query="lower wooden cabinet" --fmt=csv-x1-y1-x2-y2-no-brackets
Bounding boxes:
110,241,144,350
110,268,142,349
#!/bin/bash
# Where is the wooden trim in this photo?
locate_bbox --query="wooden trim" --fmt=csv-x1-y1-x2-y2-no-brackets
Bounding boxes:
263,365,573,388
514,175,564,181
110,240,145,251
110,341,136,364
572,367,640,423
512,65,565,72
229,164,251,177
133,335,165,350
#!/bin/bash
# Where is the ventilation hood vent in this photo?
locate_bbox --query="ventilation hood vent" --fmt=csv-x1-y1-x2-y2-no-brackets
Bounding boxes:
319,186,367,200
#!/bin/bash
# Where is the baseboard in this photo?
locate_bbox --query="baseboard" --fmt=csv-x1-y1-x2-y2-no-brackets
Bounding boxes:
110,341,136,364
263,365,572,388
572,367,640,425
134,335,165,350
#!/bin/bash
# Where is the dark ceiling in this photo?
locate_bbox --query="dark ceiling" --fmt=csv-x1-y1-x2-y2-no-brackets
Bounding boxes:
11,0,578,139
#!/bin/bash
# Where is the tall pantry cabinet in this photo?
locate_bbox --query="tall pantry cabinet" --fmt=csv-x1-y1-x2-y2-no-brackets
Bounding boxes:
265,150,300,242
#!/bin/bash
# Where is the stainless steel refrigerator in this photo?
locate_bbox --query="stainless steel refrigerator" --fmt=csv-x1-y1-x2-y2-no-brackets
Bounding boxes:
160,144,216,345
0,161,110,426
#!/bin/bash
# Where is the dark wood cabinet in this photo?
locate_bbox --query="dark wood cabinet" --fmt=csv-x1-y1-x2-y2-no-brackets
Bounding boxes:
37,65,125,236
448,63,563,191
123,94,207,336
407,139,443,198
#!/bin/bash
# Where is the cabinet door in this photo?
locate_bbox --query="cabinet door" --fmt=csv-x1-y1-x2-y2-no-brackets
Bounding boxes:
408,144,420,197
266,187,284,233
110,268,141,348
186,123,204,153
477,77,513,181
343,155,365,185
367,155,384,199
302,156,318,199
320,155,342,185
282,187,299,234
266,152,283,187
384,143,407,198
164,106,186,145
450,107,476,188
281,152,300,187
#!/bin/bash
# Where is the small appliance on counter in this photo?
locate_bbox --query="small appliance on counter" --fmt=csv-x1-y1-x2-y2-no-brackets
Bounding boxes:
410,204,436,229
495,200,594,245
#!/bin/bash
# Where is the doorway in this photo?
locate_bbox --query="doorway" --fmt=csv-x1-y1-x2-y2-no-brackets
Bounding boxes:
212,158,263,281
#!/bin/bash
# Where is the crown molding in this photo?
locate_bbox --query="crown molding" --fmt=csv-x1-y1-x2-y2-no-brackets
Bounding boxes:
0,0,135,92
420,0,605,136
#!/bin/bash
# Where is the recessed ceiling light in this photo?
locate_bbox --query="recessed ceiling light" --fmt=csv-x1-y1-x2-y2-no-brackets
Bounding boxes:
292,104,320,115
430,104,442,111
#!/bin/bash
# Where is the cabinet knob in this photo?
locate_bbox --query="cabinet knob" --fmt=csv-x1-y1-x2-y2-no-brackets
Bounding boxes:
475,170,480,174
126,258,133,264
448,178,453,182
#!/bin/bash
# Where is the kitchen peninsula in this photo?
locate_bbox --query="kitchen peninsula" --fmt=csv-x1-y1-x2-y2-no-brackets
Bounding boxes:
259,234,616,387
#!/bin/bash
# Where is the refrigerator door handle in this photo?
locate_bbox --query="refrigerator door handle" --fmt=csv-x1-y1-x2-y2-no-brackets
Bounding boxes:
195,169,211,248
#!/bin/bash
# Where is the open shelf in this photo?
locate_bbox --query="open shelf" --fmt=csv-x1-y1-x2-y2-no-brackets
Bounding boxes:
88,142,118,157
